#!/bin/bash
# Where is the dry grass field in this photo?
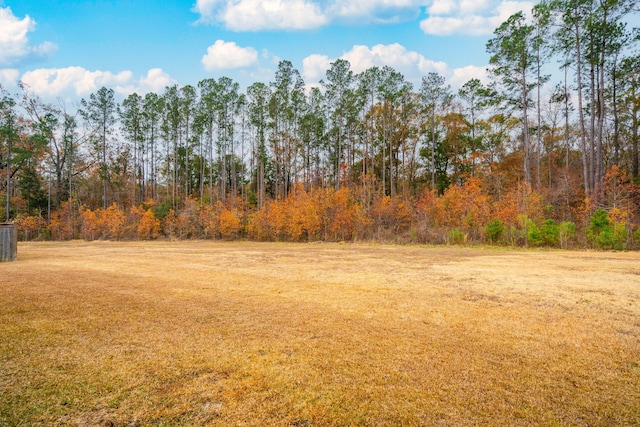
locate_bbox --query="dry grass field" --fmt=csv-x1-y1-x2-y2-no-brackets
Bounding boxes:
1,241,639,426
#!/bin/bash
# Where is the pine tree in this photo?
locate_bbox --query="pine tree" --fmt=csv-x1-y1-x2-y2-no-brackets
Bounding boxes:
80,87,116,209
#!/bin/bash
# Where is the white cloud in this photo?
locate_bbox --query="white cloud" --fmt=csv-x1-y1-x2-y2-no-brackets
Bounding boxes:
459,0,492,14
18,67,177,100
0,6,57,65
20,67,161,98
448,65,490,89
302,54,333,83
192,0,220,20
138,68,176,93
114,68,177,96
421,0,533,36
328,0,422,23
201,40,259,71
32,41,58,57
194,0,327,31
427,0,455,15
427,0,491,15
345,43,448,77
0,68,20,90
192,0,533,34
303,43,448,86
194,0,427,30
302,43,489,91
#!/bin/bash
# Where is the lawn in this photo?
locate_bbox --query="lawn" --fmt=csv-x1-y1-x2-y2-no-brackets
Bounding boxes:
1,241,639,426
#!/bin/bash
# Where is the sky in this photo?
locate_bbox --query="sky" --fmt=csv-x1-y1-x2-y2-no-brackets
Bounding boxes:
0,0,539,103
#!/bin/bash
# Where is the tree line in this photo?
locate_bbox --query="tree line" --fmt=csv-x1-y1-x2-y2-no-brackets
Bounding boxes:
1,0,639,249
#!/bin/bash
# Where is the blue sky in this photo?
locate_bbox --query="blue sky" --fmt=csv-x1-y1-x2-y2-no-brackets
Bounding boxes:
0,0,539,101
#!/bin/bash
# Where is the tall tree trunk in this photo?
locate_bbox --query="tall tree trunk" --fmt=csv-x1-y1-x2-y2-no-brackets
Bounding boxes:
574,18,589,195
185,116,190,199
536,21,542,191
612,61,620,167
431,111,436,190
522,70,532,184
564,63,570,171
589,59,596,193
596,34,607,192
209,123,214,205
102,121,108,209
5,137,10,221
633,88,639,177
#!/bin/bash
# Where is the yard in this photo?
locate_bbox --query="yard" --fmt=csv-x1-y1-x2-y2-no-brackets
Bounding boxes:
1,241,639,425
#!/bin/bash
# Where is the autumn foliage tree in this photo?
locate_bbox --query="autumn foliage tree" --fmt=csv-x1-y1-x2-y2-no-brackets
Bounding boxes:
3,3,639,250
430,177,491,241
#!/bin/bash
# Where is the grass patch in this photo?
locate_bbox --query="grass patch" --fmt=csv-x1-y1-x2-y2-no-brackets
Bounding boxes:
2,241,640,425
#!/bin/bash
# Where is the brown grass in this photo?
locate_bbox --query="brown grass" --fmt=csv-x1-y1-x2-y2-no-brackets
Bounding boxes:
1,241,639,426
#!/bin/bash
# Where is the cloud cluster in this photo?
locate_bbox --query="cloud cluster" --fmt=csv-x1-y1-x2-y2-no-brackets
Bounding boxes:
192,0,533,33
302,43,447,82
201,40,259,71
20,67,132,97
193,0,424,31
420,0,534,36
114,68,178,95
18,67,176,99
327,0,422,24
194,0,327,31
302,43,486,89
0,6,57,65
0,6,176,99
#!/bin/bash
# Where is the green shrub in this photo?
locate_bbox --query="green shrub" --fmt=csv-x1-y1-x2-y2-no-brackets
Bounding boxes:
587,209,626,250
596,223,626,250
527,221,543,247
485,219,505,244
152,198,173,220
587,209,609,236
540,219,560,247
449,228,466,245
631,228,640,249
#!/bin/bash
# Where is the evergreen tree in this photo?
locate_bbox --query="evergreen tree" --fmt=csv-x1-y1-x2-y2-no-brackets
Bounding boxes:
80,87,116,209
487,11,537,185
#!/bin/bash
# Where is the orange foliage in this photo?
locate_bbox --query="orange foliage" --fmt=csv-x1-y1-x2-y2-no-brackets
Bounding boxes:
80,207,101,241
326,187,369,241
601,166,639,228
199,204,219,239
246,207,270,241
607,207,630,226
162,209,179,239
492,182,543,227
302,187,324,240
102,203,127,240
415,188,438,226
77,202,160,241
175,198,202,239
247,185,321,241
128,205,161,240
219,206,242,239
47,166,640,247
434,178,491,233
281,184,322,241
139,209,160,240
15,214,45,241
265,199,287,240
370,195,413,233
246,186,367,242
49,200,80,240
282,187,306,241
